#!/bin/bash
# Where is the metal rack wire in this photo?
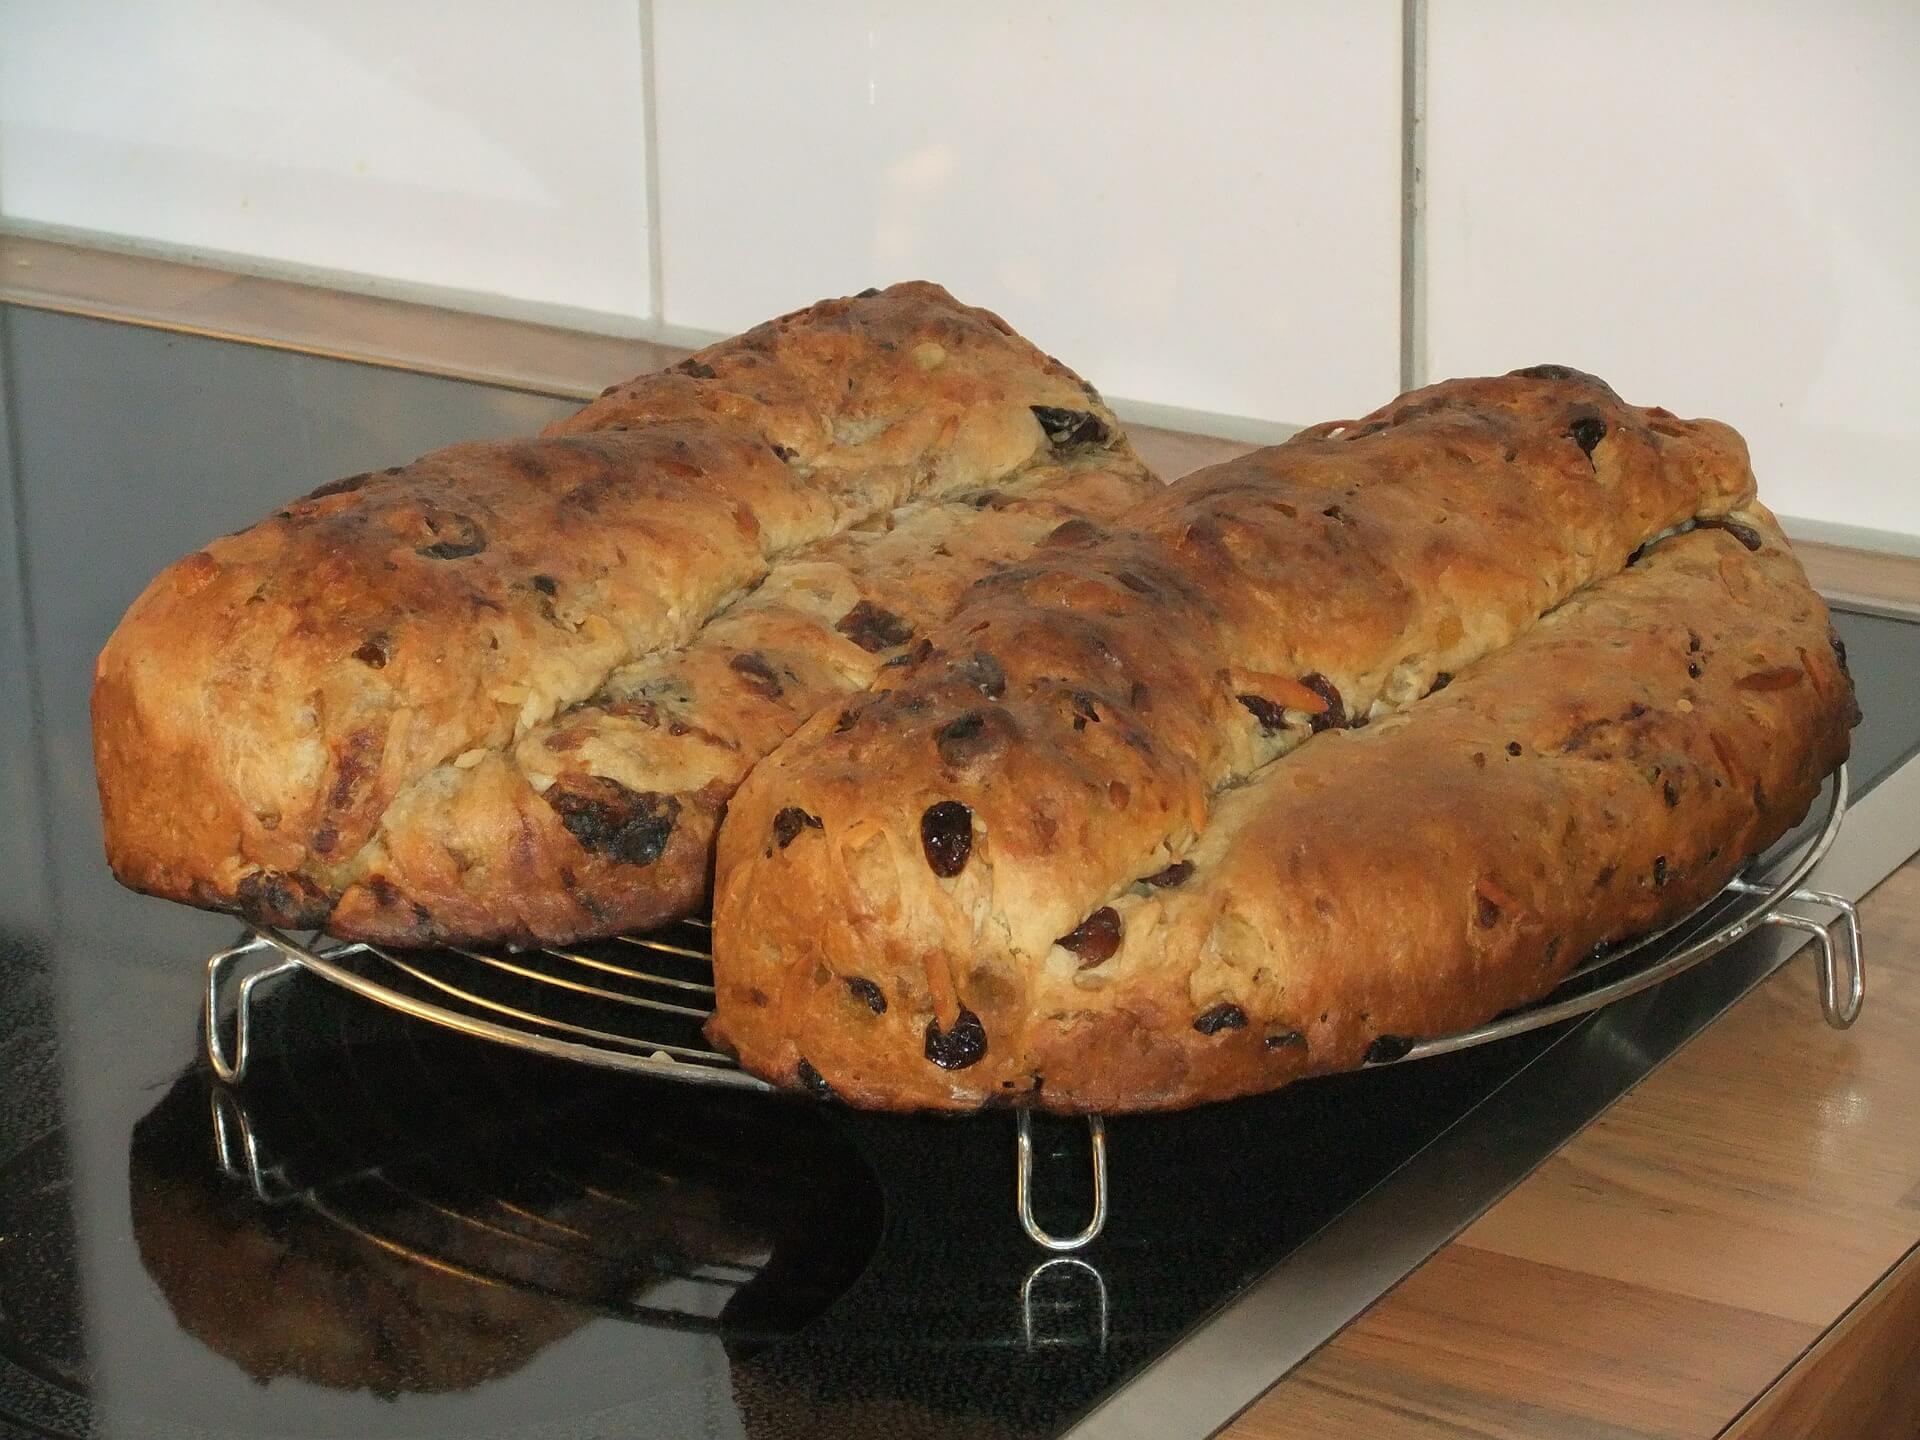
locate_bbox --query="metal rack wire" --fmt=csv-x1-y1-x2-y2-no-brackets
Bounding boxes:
205,767,1861,1253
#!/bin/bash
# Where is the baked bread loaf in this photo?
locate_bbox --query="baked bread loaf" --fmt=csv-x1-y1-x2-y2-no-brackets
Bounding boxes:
710,370,1858,1112
94,282,1148,943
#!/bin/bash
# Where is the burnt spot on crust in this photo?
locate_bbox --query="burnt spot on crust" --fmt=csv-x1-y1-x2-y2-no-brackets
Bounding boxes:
1699,517,1764,551
845,977,887,1014
234,869,335,929
544,776,680,867
920,800,974,876
1238,693,1288,733
352,634,390,669
1030,406,1112,449
771,805,823,849
1056,906,1122,966
304,471,372,501
925,1006,987,1069
953,650,1007,699
796,1058,834,1100
1042,518,1105,548
416,512,488,560
1265,1029,1308,1053
1365,1035,1415,1064
836,600,915,652
675,359,718,379
729,650,784,700
1299,672,1347,731
1567,411,1607,461
1193,1003,1247,1036
1146,860,1194,888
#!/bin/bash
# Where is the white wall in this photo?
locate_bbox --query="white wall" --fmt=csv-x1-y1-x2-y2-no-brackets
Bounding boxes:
2,2,1916,540
1424,0,1920,543
0,0,653,319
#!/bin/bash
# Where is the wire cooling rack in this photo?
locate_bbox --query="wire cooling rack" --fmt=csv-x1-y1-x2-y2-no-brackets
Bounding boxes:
204,768,1860,1252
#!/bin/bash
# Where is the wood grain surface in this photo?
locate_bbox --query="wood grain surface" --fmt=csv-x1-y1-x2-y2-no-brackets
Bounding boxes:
1229,858,1920,1440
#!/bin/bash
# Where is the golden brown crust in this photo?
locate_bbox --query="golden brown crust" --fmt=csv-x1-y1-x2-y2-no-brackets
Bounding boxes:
93,282,1136,941
709,375,1857,1112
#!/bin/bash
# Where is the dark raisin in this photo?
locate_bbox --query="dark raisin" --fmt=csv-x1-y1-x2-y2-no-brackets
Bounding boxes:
1322,504,1349,523
834,707,860,733
1030,406,1111,448
1264,1029,1308,1052
1688,629,1703,653
855,286,882,298
1118,570,1155,595
1698,517,1764,551
1056,906,1122,966
545,777,679,866
1567,413,1607,458
1429,671,1453,694
772,805,823,849
1688,661,1703,679
676,359,718,379
1476,893,1501,928
416,512,488,559
1068,692,1101,729
1626,542,1650,567
729,650,784,700
1626,702,1648,720
234,869,335,929
1828,624,1849,670
883,637,935,670
1238,693,1288,732
1300,672,1347,731
936,711,993,766
836,600,915,652
1145,861,1194,888
1663,780,1680,808
1595,864,1616,888
796,1058,834,1099
1366,1034,1415,1064
769,441,797,462
966,489,1007,509
845,977,887,1014
925,1007,987,1069
953,651,1007,699
1193,1003,1248,1036
352,636,389,668
1129,680,1152,711
1506,741,1524,757
920,801,974,876
1652,855,1669,887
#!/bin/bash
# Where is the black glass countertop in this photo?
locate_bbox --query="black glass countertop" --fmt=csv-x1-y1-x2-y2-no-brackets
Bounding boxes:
3,306,1917,1440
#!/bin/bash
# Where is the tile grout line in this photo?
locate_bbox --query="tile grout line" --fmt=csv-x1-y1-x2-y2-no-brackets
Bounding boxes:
1399,0,1429,395
637,0,667,328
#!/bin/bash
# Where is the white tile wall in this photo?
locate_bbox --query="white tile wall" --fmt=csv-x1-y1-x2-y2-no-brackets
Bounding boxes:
651,0,1404,426
1425,0,1920,540
0,0,653,320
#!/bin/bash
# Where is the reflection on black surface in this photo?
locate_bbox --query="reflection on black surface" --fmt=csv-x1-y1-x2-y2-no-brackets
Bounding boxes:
125,983,884,1402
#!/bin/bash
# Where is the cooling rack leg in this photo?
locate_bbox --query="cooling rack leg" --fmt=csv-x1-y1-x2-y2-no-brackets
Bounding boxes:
1015,1112,1109,1252
204,936,302,1084
1759,889,1865,1029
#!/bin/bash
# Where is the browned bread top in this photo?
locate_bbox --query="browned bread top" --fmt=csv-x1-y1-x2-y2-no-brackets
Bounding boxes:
713,507,1852,1110
93,283,1122,933
708,371,1844,1110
